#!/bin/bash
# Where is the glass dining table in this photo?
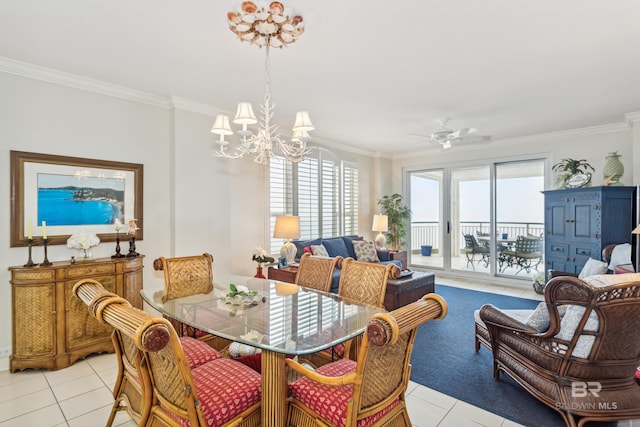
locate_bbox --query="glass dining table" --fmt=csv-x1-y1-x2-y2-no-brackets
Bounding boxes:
141,275,385,427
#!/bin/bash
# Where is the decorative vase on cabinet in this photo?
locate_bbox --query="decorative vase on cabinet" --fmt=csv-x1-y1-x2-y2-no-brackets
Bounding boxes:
604,151,624,186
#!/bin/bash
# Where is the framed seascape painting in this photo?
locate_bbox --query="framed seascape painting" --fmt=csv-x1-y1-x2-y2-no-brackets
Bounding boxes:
10,151,144,247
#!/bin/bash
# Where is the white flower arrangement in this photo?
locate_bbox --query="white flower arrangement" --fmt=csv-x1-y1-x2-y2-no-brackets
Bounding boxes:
66,231,100,250
532,273,545,285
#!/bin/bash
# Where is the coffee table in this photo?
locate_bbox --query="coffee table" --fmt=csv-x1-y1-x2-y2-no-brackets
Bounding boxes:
385,271,435,311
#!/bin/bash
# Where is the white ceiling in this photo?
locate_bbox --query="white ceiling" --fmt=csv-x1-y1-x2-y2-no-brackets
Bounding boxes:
2,0,640,156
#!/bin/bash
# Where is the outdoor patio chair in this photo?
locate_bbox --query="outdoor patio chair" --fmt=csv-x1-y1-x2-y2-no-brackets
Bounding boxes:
498,234,542,274
478,273,640,427
463,234,490,270
286,293,448,427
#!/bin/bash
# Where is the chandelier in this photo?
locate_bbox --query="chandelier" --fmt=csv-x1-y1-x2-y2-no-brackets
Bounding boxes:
211,1,314,165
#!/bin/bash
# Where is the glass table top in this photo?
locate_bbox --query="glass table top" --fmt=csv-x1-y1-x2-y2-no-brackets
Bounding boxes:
141,276,385,356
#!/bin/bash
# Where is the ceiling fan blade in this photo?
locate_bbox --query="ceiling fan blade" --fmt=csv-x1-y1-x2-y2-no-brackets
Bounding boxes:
453,135,491,143
449,127,477,139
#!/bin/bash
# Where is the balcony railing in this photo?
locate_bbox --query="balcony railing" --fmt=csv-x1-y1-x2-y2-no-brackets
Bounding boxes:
411,221,544,253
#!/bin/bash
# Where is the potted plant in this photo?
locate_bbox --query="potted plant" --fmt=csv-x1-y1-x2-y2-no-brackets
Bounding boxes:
377,193,412,251
552,158,594,189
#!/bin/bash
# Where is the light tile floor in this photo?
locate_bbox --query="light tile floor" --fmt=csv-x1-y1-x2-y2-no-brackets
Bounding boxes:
1,277,638,427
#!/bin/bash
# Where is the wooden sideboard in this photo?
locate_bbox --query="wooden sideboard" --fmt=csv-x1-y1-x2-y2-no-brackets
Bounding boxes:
9,256,144,372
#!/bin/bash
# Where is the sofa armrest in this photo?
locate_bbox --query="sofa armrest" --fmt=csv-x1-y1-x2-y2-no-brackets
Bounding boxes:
479,304,539,335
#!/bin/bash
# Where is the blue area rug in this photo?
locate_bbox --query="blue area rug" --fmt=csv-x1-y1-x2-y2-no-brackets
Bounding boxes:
410,285,616,427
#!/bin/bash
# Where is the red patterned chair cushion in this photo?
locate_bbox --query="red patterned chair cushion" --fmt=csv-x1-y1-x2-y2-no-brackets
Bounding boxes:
289,358,398,427
165,357,261,427
179,336,222,368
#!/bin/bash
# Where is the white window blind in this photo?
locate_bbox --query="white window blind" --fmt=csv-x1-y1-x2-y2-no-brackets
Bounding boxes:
269,152,358,254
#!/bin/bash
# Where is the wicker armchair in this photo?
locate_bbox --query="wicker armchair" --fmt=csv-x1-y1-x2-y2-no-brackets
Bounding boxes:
286,293,448,427
295,253,342,292
478,274,640,427
73,279,262,427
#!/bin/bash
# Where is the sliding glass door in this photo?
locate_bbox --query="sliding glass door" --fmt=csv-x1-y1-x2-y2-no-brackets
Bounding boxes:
408,159,545,281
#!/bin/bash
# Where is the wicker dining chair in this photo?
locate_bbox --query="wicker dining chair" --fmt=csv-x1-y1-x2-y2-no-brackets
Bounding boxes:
338,257,400,307
286,293,448,427
300,258,400,367
73,279,262,427
294,253,342,292
153,253,231,351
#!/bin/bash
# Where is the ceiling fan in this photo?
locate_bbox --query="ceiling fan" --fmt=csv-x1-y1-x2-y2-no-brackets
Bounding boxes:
415,118,490,149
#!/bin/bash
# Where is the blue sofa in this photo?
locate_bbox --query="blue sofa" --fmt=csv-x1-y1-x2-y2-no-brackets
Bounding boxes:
292,235,402,293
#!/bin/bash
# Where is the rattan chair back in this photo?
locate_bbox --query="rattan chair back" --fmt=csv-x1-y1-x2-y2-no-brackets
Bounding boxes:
153,253,214,303
294,253,342,292
337,258,399,307
286,294,448,427
73,279,261,427
73,279,159,426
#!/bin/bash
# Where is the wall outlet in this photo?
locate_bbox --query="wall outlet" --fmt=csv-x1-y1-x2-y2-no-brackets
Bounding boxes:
0,347,10,357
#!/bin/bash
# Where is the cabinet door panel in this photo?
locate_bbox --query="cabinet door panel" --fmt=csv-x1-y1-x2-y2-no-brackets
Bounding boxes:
573,204,595,239
65,276,116,350
546,200,567,239
14,285,56,356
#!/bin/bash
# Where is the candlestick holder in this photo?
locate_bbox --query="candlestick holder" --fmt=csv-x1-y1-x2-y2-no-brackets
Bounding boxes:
111,232,125,258
126,236,139,258
40,238,53,266
24,238,36,267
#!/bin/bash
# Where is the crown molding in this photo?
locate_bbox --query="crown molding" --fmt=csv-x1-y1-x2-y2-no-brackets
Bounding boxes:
0,56,171,108
625,111,640,127
169,96,220,116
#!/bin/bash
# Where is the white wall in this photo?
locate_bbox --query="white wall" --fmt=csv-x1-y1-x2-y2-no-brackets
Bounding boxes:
0,72,385,370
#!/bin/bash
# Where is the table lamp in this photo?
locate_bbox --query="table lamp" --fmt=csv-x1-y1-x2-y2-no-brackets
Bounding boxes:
372,214,388,250
274,215,300,263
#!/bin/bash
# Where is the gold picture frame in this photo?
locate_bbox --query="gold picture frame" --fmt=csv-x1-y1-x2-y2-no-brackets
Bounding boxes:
10,150,143,247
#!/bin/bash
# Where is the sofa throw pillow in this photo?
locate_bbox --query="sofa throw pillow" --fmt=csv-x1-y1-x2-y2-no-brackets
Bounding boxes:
321,237,350,258
311,244,329,257
608,243,632,271
352,240,380,263
578,257,608,279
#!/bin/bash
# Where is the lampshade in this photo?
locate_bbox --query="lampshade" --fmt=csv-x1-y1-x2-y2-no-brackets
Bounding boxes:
633,224,640,234
274,215,300,240
210,115,233,136
233,102,258,125
292,111,314,132
372,214,388,232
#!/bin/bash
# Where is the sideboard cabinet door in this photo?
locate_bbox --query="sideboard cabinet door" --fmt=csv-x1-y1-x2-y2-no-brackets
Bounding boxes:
9,255,144,372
